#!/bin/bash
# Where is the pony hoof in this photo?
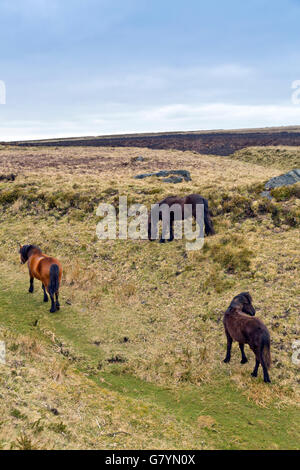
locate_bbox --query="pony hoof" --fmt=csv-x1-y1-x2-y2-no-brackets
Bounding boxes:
241,358,248,364
264,378,271,383
29,288,33,293
44,297,48,302
159,239,165,244
50,308,56,313
223,358,230,363
251,372,257,378
56,305,60,310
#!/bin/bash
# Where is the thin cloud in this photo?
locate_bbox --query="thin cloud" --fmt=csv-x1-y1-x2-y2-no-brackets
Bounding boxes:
2,102,300,141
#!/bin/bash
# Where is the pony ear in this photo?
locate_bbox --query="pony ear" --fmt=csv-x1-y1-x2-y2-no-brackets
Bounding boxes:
244,292,252,303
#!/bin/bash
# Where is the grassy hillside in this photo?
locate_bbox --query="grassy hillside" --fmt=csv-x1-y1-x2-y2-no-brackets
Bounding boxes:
230,146,300,170
0,145,299,449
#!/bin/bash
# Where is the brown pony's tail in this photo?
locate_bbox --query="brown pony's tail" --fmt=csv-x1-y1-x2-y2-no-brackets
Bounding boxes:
49,264,59,296
261,333,271,369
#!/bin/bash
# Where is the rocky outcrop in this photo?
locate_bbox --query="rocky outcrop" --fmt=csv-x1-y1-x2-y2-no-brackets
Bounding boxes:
261,169,300,199
134,170,191,183
264,169,300,190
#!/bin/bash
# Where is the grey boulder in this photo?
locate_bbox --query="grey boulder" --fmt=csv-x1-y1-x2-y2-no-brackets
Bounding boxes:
265,169,300,190
134,170,191,183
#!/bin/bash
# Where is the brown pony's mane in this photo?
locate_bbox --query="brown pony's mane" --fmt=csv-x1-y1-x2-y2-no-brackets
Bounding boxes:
20,244,41,263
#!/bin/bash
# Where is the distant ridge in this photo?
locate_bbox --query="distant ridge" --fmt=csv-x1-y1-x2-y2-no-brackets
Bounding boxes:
3,125,300,156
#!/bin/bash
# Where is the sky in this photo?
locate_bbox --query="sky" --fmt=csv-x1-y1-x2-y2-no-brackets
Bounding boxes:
1,0,300,141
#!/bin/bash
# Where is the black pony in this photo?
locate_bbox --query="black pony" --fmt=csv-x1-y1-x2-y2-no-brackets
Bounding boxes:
148,194,215,242
223,292,271,383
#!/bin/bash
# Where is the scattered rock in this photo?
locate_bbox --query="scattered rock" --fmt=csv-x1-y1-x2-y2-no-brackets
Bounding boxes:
131,156,145,162
93,340,101,346
49,407,59,416
261,169,300,199
65,299,72,305
162,176,184,184
134,169,191,183
265,169,300,190
260,190,273,200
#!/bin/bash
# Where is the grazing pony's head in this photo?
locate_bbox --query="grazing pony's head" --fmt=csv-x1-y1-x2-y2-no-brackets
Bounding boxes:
19,244,39,264
229,292,256,316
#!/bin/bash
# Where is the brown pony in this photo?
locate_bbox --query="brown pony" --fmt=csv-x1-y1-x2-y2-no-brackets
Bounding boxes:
19,244,62,313
148,194,215,242
223,292,271,383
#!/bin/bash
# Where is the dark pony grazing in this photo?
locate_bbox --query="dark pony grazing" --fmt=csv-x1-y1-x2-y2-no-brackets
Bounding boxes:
224,292,256,364
148,194,215,242
19,244,63,313
223,292,271,383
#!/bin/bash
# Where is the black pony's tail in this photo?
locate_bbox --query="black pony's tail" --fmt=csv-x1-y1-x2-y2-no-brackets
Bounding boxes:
48,264,59,296
203,199,215,236
261,332,271,369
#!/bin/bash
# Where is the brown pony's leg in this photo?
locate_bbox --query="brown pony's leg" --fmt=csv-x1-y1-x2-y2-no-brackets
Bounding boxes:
55,292,60,310
48,264,59,313
29,275,34,293
42,284,48,302
224,330,232,363
49,294,56,313
239,343,248,364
